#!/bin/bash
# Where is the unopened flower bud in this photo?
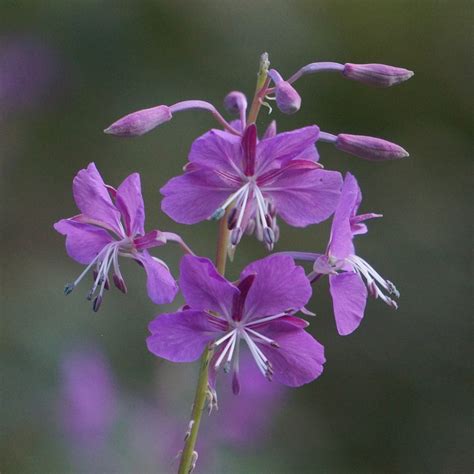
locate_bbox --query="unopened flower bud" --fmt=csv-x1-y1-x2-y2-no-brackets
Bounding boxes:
335,134,409,161
104,105,172,137
343,63,414,88
275,81,301,114
269,69,301,114
223,91,247,115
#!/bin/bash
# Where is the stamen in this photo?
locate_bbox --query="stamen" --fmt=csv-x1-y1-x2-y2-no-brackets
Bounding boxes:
214,329,236,348
214,331,237,370
347,255,399,308
241,331,269,377
226,207,238,230
230,227,243,246
254,186,274,247
210,183,249,221
246,312,286,326
245,327,279,347
92,295,103,312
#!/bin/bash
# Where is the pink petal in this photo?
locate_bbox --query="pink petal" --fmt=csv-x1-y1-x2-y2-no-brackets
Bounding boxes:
160,168,238,224
72,163,122,235
54,219,113,264
188,129,243,177
259,320,325,386
256,125,319,174
327,172,359,259
137,250,178,305
264,168,342,227
147,310,222,362
329,272,367,335
241,254,312,322
115,173,145,236
179,255,239,320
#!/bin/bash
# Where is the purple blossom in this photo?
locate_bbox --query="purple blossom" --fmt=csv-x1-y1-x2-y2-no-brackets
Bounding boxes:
287,173,399,335
160,123,342,250
147,254,325,392
54,163,188,310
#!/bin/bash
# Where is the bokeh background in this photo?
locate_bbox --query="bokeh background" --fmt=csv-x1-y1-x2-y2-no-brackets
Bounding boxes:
1,1,472,473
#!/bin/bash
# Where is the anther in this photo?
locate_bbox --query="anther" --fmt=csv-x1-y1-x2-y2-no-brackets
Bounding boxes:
230,227,243,246
64,283,75,295
210,208,225,221
92,295,103,312
227,207,238,230
263,227,275,246
223,361,231,374
113,274,127,294
387,280,400,298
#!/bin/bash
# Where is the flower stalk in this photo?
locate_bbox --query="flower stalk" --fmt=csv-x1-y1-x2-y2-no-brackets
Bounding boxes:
177,211,230,474
177,51,275,466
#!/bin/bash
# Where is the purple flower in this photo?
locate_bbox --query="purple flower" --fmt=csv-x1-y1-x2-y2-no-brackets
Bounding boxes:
160,124,342,250
287,173,399,335
54,163,188,310
147,254,325,392
58,347,117,445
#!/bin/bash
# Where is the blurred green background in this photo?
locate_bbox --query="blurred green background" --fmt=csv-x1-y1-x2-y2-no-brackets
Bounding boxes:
1,1,472,473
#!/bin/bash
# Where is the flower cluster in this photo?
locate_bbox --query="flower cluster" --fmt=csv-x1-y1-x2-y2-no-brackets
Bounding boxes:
55,53,412,472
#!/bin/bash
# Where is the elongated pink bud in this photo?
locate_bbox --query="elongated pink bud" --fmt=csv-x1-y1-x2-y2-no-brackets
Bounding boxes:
104,105,172,137
336,134,409,161
343,63,414,87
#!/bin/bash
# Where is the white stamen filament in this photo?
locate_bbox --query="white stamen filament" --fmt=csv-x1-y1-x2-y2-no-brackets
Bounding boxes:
241,330,270,377
245,327,277,346
214,329,236,348
215,183,250,216
88,244,117,297
254,185,270,231
235,185,250,230
346,254,399,306
98,247,117,297
246,312,286,326
214,331,237,370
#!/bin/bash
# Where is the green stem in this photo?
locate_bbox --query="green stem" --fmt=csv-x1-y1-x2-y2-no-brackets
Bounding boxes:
177,212,230,474
177,52,268,472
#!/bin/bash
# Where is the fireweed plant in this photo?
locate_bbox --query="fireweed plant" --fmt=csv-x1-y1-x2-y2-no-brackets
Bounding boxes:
56,53,412,473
